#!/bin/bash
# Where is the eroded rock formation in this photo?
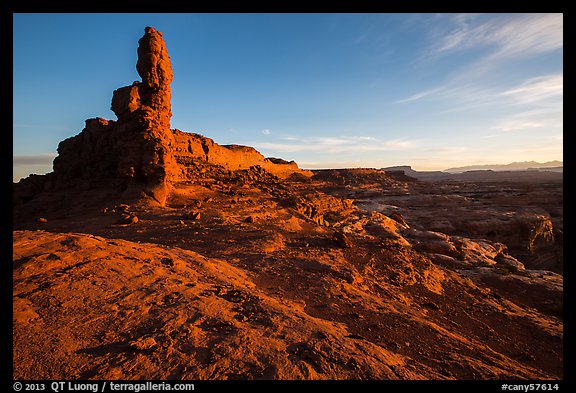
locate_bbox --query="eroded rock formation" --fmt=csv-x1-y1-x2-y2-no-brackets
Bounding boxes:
15,27,310,206
110,26,179,188
50,27,179,203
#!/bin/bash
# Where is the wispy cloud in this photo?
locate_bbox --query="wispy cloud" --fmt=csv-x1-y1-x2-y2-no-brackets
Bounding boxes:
13,153,56,166
499,74,563,104
394,88,442,104
261,129,271,135
252,135,419,154
491,107,563,132
397,14,563,107
397,72,562,113
432,13,481,54
492,120,543,132
431,13,562,61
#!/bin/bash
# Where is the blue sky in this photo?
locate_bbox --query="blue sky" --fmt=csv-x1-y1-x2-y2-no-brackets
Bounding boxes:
13,13,563,180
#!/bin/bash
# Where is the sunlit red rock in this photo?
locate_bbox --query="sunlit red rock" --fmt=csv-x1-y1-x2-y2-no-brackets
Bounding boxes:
12,27,563,381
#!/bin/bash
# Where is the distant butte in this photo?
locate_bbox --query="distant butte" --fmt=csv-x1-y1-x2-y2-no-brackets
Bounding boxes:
15,27,310,206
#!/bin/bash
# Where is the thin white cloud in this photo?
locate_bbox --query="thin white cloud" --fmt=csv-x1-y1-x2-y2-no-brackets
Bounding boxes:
252,135,418,154
380,139,418,150
397,84,496,107
491,106,563,132
397,73,563,113
432,13,563,61
492,121,543,132
488,14,563,60
500,74,563,104
395,88,442,104
340,135,380,142
279,136,302,141
434,13,481,54
400,14,563,107
261,129,271,135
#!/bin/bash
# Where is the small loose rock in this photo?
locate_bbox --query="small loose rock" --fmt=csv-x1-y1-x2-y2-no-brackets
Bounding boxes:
129,336,157,351
117,214,138,225
332,231,352,248
183,211,201,220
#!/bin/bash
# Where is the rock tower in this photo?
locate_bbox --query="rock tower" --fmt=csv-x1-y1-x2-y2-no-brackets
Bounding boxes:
16,27,311,207
51,27,179,203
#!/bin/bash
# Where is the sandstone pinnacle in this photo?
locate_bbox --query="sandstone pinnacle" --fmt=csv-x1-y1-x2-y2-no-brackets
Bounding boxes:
111,27,179,193
16,26,311,208
137,27,174,93
112,26,174,128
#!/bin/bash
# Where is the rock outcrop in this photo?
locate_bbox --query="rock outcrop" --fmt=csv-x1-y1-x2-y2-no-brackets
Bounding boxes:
111,26,179,185
14,27,310,206
172,131,308,179
51,27,179,203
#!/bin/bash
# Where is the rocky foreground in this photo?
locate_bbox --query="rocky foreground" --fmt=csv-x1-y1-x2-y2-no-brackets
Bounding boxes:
13,27,562,380
13,168,563,380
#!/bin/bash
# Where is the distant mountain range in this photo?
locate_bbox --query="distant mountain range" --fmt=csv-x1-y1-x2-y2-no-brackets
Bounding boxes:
443,161,563,174
383,161,563,182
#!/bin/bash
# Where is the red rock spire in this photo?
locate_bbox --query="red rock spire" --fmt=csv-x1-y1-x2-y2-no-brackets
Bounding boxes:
109,27,180,196
136,26,174,121
137,27,174,91
112,26,174,128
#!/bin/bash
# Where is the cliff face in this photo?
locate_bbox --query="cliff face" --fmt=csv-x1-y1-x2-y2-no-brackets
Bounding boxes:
15,27,310,206
172,130,307,179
